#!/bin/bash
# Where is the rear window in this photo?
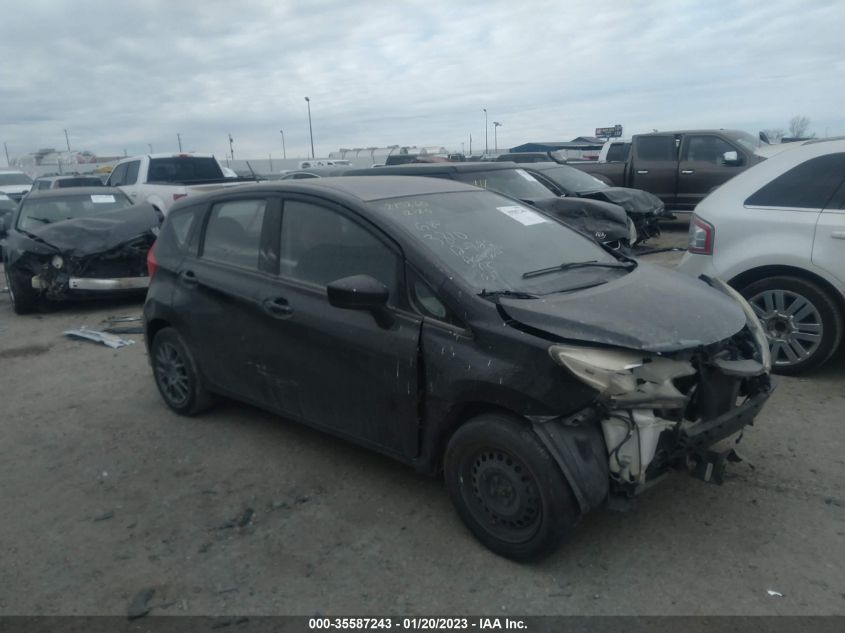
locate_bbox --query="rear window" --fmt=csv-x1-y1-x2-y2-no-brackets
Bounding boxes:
745,153,845,209
636,137,676,161
605,143,630,162
148,157,223,183
55,177,104,188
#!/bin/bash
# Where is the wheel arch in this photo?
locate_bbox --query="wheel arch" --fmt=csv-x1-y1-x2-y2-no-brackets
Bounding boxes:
144,317,172,351
728,264,845,319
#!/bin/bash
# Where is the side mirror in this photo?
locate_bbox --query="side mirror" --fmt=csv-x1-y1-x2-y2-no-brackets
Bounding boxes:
722,150,742,165
327,274,393,327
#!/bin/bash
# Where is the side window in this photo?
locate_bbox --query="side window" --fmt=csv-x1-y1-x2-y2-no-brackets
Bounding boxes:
201,199,268,270
682,135,737,164
109,163,128,187
636,136,676,161
745,153,845,209
606,143,630,162
124,161,141,185
280,200,399,297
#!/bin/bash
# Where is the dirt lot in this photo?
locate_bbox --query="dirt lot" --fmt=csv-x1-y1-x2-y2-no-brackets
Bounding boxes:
1,227,843,616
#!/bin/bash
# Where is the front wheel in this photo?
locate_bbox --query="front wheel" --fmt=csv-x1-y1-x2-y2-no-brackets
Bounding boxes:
444,413,580,562
741,275,843,374
5,266,39,314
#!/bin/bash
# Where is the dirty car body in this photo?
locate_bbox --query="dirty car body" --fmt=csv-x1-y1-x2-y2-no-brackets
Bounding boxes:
143,176,772,561
2,188,159,313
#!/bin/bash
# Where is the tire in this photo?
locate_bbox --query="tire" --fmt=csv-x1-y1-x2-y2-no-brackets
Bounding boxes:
740,275,843,374
4,265,39,314
444,413,580,562
150,327,214,415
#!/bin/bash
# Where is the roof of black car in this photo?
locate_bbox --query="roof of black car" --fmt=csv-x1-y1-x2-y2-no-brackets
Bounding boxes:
522,162,565,171
345,162,519,177
221,176,479,202
22,187,124,200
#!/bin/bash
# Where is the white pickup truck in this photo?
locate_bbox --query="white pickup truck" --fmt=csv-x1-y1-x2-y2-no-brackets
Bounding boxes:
106,153,253,214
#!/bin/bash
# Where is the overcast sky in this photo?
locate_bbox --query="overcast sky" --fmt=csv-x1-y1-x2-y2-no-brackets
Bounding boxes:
1,0,843,162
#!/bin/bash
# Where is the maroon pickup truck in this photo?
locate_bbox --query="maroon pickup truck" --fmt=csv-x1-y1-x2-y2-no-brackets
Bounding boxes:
570,130,767,214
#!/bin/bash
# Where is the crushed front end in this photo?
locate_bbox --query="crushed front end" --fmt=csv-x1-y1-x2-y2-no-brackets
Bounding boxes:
548,278,772,499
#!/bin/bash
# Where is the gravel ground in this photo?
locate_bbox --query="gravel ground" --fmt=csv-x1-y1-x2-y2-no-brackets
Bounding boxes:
1,227,843,616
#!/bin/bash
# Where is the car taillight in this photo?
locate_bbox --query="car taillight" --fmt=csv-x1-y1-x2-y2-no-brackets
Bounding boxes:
147,240,158,278
688,214,715,255
173,193,187,201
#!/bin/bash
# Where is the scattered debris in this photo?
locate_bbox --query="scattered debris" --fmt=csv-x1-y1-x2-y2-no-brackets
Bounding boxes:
215,507,255,530
104,325,144,335
767,589,784,597
198,542,212,554
127,588,155,619
215,587,239,595
105,315,142,323
102,315,144,335
93,510,114,522
64,327,135,349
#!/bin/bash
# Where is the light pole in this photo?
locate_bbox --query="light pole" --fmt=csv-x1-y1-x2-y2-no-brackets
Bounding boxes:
148,143,153,153
228,133,234,161
279,129,287,159
482,108,488,154
304,97,315,159
493,121,502,152
64,128,71,152
177,133,182,152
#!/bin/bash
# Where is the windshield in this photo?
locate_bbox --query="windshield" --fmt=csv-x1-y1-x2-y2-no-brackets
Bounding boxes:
17,193,133,232
732,131,764,153
453,168,555,200
147,157,223,182
0,173,33,186
374,190,624,294
537,165,609,193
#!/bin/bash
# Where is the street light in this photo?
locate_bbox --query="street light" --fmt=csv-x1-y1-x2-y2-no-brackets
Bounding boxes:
64,129,71,153
482,108,488,154
304,97,315,159
279,129,287,159
493,121,502,152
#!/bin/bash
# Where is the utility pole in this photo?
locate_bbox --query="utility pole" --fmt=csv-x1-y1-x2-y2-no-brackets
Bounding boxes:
279,129,286,159
269,153,273,172
64,128,71,152
148,144,153,153
228,133,234,161
3,142,10,167
304,97,315,159
469,134,472,155
493,121,502,152
177,133,182,151
482,108,488,154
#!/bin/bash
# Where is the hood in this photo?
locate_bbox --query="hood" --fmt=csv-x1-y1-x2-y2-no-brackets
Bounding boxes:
528,196,629,243
27,203,160,258
498,262,746,352
0,185,32,196
578,187,666,217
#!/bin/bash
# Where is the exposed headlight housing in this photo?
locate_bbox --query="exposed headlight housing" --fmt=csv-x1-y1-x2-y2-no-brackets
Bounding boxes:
51,255,64,269
706,277,772,373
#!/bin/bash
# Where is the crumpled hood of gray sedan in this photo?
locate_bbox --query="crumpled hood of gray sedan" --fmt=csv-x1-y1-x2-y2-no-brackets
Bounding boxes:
579,187,667,217
498,262,747,352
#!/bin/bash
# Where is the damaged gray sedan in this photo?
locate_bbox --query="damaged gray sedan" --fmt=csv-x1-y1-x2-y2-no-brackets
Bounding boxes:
1,188,159,313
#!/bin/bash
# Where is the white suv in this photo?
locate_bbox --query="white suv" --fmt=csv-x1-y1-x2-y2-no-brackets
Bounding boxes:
678,138,845,374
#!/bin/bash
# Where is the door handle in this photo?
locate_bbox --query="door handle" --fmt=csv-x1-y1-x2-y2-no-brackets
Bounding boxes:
681,170,695,174
831,231,845,240
636,170,649,174
262,297,294,319
179,270,198,286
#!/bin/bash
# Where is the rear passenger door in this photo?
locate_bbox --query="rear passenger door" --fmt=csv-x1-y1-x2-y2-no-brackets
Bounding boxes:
677,134,744,210
256,196,423,458
630,135,678,208
172,195,282,402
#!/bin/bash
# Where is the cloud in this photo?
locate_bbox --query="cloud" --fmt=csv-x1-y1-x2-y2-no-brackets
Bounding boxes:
1,0,843,162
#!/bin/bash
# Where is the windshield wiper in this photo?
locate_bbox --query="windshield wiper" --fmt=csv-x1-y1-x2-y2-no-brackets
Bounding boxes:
27,216,52,224
479,289,539,300
522,259,635,279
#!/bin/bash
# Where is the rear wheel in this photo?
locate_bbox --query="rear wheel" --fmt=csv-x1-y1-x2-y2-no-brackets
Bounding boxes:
5,266,39,314
444,413,580,562
151,327,214,415
741,275,843,374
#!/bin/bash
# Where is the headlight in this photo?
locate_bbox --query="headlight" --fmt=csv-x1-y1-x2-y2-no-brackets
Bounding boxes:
51,255,63,269
549,344,695,405
707,277,772,373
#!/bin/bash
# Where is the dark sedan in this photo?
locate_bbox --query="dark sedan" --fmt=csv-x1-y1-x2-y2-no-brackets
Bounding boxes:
1,187,159,313
344,162,637,249
143,176,771,561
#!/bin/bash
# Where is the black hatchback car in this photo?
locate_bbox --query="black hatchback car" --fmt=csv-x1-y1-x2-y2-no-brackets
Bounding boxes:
144,176,772,560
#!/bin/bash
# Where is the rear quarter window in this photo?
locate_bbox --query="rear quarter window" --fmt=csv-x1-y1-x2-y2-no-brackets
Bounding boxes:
745,153,845,209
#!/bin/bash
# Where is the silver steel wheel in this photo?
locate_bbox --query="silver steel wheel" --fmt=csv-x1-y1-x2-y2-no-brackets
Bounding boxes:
748,288,823,367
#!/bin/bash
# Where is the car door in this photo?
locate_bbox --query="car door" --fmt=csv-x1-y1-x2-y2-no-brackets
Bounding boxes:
677,134,745,211
107,162,128,192
811,155,845,288
255,196,423,458
630,135,678,208
171,194,282,403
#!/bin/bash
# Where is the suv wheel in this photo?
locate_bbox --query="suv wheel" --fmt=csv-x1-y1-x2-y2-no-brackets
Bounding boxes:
151,327,214,415
741,276,843,374
444,413,580,562
5,266,38,314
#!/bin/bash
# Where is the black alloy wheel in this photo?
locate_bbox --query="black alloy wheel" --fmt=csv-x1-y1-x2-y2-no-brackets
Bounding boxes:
151,327,214,415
